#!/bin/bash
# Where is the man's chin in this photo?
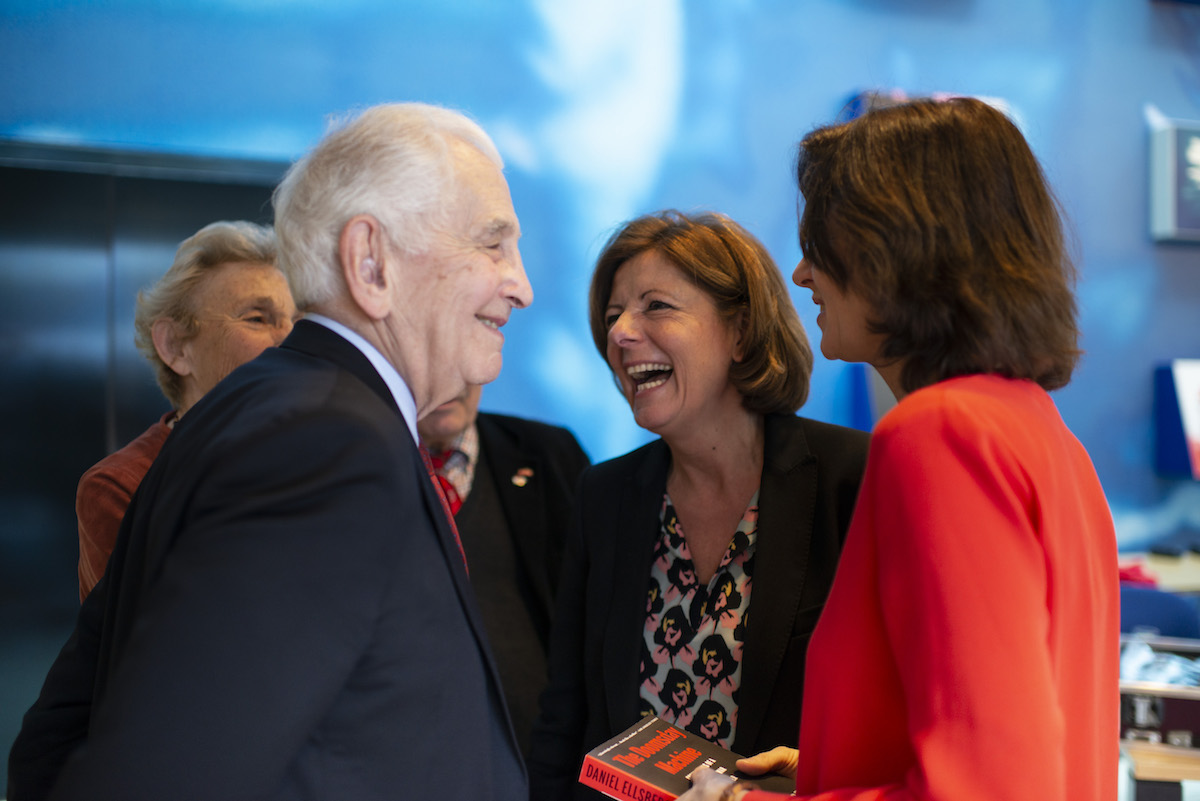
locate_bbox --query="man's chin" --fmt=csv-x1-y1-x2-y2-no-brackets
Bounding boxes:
469,359,503,387
432,398,465,414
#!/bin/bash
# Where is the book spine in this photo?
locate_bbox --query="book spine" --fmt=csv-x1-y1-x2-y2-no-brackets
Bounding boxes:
579,755,676,801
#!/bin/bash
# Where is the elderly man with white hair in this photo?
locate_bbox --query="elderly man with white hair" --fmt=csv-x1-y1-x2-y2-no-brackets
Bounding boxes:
9,102,533,801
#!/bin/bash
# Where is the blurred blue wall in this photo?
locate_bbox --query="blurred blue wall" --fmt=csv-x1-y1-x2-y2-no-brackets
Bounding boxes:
3,0,1200,549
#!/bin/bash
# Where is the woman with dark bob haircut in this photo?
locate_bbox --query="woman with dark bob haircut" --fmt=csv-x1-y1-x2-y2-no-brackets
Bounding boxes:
529,210,870,800
685,99,1118,801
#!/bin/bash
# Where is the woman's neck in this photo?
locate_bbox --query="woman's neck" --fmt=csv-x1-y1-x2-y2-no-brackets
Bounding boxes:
874,359,907,402
665,409,764,497
664,409,764,586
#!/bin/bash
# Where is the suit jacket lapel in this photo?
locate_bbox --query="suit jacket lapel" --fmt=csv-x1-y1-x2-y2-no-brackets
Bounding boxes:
403,444,524,761
603,441,670,731
281,320,494,687
477,416,553,621
282,321,473,583
733,415,816,755
286,320,524,761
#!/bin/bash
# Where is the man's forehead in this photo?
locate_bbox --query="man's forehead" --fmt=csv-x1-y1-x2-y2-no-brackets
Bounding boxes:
448,143,518,230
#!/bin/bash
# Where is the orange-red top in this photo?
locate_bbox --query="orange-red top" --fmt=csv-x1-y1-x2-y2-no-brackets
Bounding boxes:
748,374,1119,801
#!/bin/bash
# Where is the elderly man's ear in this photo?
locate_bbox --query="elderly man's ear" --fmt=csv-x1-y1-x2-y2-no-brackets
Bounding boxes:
340,215,392,321
151,318,194,377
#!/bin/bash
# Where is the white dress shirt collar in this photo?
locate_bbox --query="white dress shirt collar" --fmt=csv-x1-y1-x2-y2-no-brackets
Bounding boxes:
303,313,419,444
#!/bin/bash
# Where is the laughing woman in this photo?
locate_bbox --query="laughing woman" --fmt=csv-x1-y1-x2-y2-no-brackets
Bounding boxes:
528,210,870,800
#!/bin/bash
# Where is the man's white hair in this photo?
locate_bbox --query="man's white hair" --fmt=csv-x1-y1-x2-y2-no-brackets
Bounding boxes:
272,103,503,309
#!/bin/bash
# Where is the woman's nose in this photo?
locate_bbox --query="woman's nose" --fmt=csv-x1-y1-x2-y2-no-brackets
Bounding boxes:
792,257,813,288
608,311,638,346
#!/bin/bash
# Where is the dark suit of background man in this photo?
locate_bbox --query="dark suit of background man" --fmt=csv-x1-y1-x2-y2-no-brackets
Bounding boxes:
418,384,590,758
8,102,534,801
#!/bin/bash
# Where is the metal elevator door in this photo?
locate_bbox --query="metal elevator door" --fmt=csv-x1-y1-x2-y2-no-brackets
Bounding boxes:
0,147,285,790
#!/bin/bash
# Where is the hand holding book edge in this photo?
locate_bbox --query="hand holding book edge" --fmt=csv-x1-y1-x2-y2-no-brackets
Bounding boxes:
735,746,798,781
677,766,737,801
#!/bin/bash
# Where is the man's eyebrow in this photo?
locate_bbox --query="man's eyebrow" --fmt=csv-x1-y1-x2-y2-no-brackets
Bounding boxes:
235,297,285,312
478,218,519,239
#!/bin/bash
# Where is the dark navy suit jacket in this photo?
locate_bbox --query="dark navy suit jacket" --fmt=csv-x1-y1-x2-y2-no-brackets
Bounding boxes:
9,320,526,801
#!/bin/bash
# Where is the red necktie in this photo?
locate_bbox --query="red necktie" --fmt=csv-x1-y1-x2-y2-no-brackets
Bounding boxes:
427,449,463,516
419,445,468,572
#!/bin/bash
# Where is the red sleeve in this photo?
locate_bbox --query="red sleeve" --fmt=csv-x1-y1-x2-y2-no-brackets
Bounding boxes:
76,417,171,601
76,466,136,602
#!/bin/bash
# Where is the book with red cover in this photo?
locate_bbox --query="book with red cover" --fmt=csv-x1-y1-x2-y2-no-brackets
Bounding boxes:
578,715,795,801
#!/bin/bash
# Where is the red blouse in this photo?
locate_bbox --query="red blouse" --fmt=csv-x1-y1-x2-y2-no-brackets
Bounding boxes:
747,375,1119,801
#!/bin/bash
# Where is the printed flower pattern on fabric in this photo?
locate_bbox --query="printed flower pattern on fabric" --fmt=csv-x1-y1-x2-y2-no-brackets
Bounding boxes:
639,490,759,749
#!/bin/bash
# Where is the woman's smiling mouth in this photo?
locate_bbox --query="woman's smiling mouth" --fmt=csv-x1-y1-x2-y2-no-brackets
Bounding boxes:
626,362,673,393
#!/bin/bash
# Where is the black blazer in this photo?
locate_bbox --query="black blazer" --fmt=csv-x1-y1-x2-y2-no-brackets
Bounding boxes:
528,414,869,800
8,321,526,801
474,412,591,646
466,413,591,757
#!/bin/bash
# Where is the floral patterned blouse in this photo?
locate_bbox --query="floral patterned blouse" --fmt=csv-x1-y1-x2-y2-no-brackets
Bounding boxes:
638,489,759,749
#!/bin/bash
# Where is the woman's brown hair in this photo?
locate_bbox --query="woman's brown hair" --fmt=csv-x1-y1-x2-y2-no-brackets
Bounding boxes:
588,210,813,415
795,96,1080,393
